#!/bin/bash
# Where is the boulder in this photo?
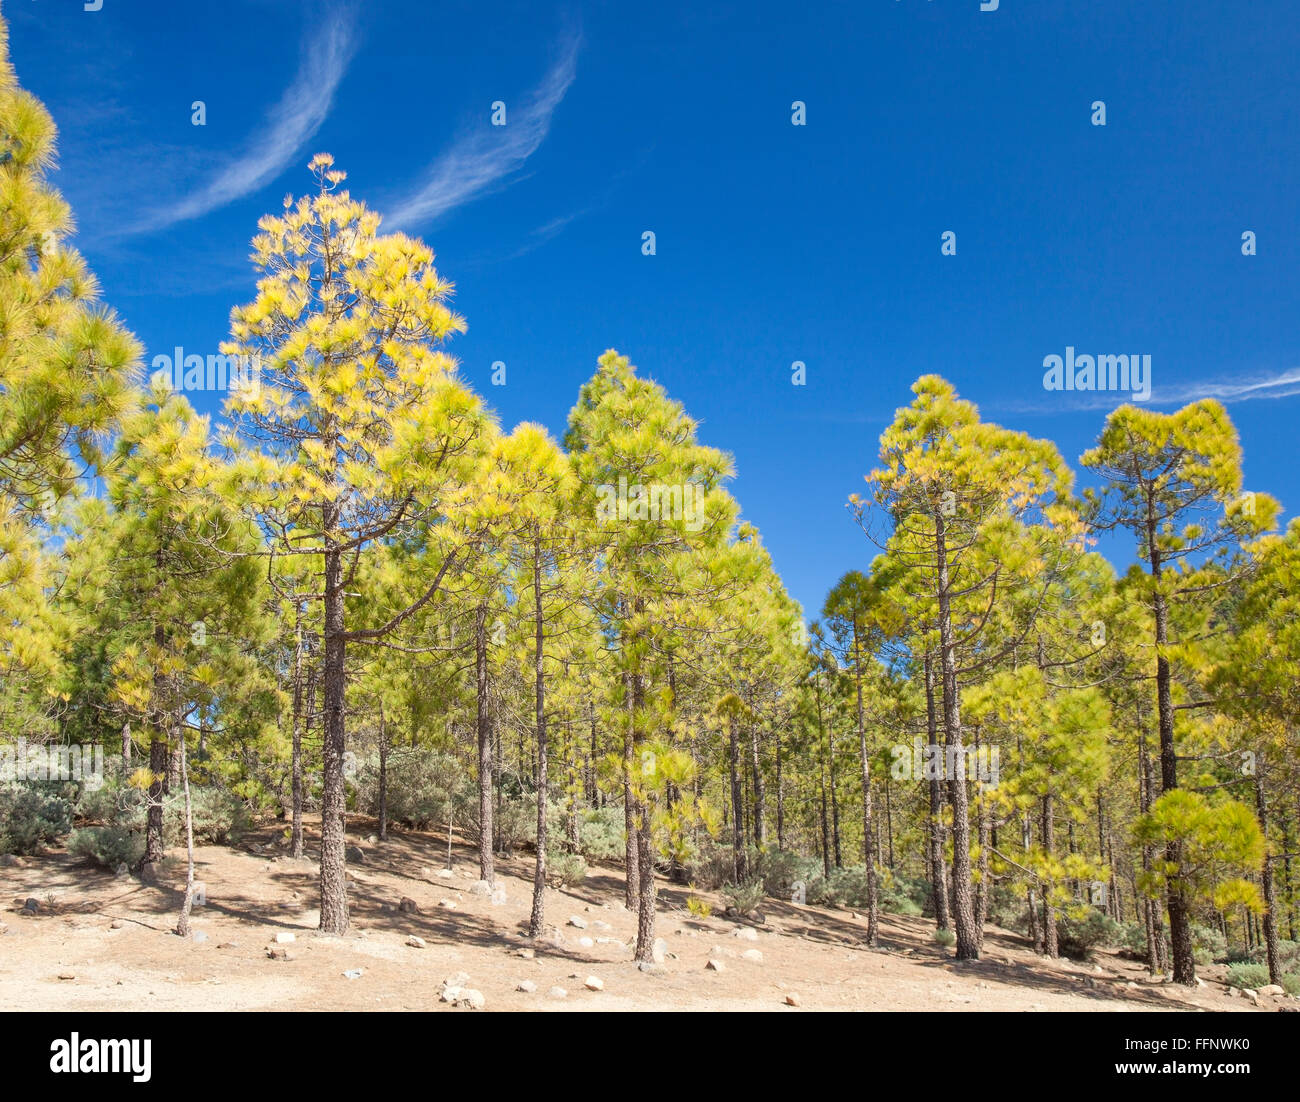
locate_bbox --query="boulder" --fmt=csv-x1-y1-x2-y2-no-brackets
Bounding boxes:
399,897,420,915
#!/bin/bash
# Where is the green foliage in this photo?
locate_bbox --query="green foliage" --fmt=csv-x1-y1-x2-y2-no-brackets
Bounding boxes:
721,878,766,914
576,806,625,861
353,748,468,830
164,787,250,846
68,824,145,869
0,783,72,854
1225,962,1269,990
546,849,587,888
1055,908,1123,959
933,928,957,948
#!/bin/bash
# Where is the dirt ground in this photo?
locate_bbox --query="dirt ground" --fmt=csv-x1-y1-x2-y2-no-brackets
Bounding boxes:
1,816,1290,1012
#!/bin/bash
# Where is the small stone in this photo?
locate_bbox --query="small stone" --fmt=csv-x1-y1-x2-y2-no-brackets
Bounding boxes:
57,972,75,981
439,899,457,910
457,988,486,1010
440,987,462,1003
652,937,668,964
0,854,19,867
578,937,594,948
113,863,128,879
733,927,759,941
1195,977,1207,988
21,898,39,915
1229,986,1241,998
191,930,209,944
109,919,125,930
1258,984,1285,997
366,834,379,845
742,949,763,962
638,961,666,975
568,915,588,929
584,975,604,991
217,942,238,950
517,947,536,959
435,869,454,879
266,948,293,961
405,935,426,949
547,985,568,998
275,931,296,944
469,880,493,897
345,846,366,863
443,971,471,989
342,969,363,980
399,897,420,915
516,980,537,993
784,993,801,1007
490,887,507,906
592,920,612,931
706,958,725,972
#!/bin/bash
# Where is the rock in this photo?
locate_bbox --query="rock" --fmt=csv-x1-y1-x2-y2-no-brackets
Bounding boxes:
652,937,668,964
638,962,666,975
191,930,209,944
21,898,39,915
275,931,296,944
547,986,568,998
517,947,536,959
490,887,507,906
568,915,588,929
443,971,471,990
742,949,763,962
109,919,125,930
592,920,612,931
578,937,594,948
113,863,129,880
57,972,75,981
399,897,420,915
784,993,801,1007
1195,977,1207,988
439,987,461,1003
0,854,20,867
733,927,759,941
1258,984,1285,997
405,935,426,949
344,846,365,863
1229,987,1241,998
217,942,238,950
458,989,485,1010
584,975,604,991
706,959,725,972
438,899,457,910
342,969,364,980
516,980,537,993
469,880,493,897
266,948,293,961
366,834,379,845
435,869,454,879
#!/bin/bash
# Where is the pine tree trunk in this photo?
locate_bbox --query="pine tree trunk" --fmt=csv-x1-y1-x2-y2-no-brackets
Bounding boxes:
529,539,548,939
634,797,656,960
290,611,305,859
623,666,640,910
775,728,785,851
728,715,745,880
318,540,349,934
144,734,167,864
1256,771,1282,985
475,603,494,885
750,726,767,852
377,711,388,842
853,623,879,944
934,513,979,960
924,652,950,929
175,724,196,938
1041,793,1058,957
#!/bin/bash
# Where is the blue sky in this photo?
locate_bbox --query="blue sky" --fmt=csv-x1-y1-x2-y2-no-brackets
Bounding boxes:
8,0,1299,619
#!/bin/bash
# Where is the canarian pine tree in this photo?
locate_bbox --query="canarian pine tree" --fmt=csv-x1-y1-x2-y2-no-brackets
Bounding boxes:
222,154,493,934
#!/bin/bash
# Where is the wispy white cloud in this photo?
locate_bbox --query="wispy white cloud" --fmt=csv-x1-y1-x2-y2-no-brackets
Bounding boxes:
128,7,357,235
385,29,581,230
998,366,1300,415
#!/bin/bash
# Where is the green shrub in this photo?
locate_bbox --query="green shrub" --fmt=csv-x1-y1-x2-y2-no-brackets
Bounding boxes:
754,849,820,899
1055,908,1122,959
1226,962,1269,990
68,825,146,869
878,870,927,917
0,783,73,854
577,806,625,861
933,927,957,947
721,878,766,914
352,748,469,830
1282,972,1300,997
164,787,250,845
1192,924,1227,966
546,849,587,888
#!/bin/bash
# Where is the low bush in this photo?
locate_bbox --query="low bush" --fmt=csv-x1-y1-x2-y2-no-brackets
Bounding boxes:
0,783,73,854
68,825,146,869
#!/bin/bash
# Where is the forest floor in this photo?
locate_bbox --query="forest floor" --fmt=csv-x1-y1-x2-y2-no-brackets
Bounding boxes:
2,815,1291,1012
